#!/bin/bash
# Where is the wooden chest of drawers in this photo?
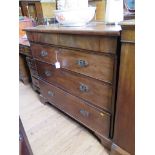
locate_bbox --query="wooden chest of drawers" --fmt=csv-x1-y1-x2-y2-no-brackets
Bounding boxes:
19,39,40,91
19,54,30,84
19,42,31,84
25,23,121,149
26,56,40,92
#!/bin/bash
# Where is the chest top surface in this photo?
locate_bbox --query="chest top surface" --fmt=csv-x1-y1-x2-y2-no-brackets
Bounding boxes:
24,22,121,36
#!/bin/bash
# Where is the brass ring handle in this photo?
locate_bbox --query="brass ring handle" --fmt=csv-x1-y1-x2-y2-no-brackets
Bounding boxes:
80,109,89,117
79,83,89,92
40,50,48,57
45,70,52,77
76,59,88,67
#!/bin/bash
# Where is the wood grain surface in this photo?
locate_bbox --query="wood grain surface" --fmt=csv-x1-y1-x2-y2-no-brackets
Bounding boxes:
36,60,113,112
31,43,115,83
19,82,109,155
112,20,135,155
39,79,111,137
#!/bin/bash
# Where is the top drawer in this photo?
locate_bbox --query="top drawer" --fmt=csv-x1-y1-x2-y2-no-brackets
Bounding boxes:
27,32,58,45
27,32,117,54
31,43,115,83
59,34,117,54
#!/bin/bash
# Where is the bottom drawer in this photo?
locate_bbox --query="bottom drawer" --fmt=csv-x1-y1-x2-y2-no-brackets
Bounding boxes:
32,76,39,88
39,79,110,137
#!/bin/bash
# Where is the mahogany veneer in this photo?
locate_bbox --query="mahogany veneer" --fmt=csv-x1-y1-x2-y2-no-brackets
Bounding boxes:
25,23,120,149
36,60,113,112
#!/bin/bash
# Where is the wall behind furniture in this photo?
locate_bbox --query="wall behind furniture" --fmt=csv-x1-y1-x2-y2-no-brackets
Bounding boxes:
41,2,56,18
89,0,106,21
41,0,106,20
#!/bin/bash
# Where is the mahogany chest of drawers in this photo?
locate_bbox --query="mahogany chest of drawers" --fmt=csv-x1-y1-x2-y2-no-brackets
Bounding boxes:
25,23,121,149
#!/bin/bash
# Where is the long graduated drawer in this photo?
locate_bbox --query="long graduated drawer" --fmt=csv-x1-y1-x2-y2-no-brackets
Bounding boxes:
31,43,115,84
39,79,111,137
36,60,113,112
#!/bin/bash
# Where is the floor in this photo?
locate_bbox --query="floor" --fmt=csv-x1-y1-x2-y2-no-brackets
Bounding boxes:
19,82,109,155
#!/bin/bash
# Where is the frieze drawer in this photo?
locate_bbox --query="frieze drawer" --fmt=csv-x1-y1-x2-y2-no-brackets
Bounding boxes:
27,32,58,45
27,32,117,54
59,34,117,53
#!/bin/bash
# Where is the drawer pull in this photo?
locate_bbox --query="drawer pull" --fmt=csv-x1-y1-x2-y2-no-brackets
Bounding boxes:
76,60,88,67
80,109,89,117
45,70,52,77
47,91,54,96
79,83,89,92
100,113,105,117
40,50,48,57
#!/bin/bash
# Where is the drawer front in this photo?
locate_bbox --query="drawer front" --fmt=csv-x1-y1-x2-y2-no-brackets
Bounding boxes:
27,32,117,54
31,44,58,64
59,34,117,53
29,68,38,78
59,34,100,52
36,61,112,112
27,32,58,45
31,44,115,83
31,76,39,88
100,37,118,53
39,79,110,137
26,57,36,69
